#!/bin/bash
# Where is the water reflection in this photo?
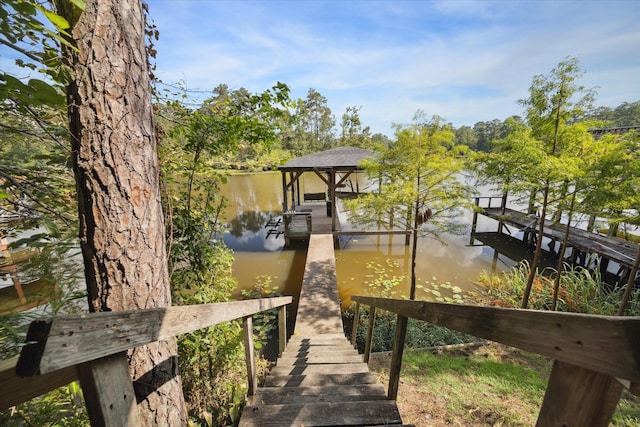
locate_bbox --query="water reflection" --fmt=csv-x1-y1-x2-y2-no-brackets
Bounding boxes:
220,172,520,306
225,210,285,252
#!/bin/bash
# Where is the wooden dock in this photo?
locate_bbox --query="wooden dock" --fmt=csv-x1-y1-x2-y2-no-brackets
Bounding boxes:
239,233,407,426
478,205,639,282
266,201,339,245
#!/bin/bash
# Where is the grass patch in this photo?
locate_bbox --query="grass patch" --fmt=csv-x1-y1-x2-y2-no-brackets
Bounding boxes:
368,343,640,426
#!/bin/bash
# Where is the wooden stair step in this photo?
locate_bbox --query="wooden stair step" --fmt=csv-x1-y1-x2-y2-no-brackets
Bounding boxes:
264,372,379,387
238,400,403,427
276,354,363,365
286,339,355,348
287,337,353,347
270,362,370,377
285,341,355,349
252,384,388,405
283,347,357,357
288,333,348,341
288,339,354,346
282,346,358,355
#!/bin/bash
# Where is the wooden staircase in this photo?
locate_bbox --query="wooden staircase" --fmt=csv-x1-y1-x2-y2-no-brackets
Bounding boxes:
239,333,406,426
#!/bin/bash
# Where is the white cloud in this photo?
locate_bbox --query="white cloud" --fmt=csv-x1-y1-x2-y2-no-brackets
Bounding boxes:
149,0,640,135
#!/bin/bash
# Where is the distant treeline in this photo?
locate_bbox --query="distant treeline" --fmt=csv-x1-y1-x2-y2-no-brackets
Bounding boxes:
454,100,640,152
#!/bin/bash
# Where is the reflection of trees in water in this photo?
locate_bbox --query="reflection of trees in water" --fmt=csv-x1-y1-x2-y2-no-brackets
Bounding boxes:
227,211,270,237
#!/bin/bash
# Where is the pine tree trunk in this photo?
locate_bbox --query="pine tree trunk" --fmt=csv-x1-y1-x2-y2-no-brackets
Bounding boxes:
64,0,187,424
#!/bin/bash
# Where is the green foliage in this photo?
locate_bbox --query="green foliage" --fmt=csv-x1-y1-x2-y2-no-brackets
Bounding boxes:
352,311,477,353
0,381,88,427
240,276,281,349
477,261,640,316
0,224,87,424
161,83,292,170
347,111,472,241
584,100,640,127
340,105,372,148
288,88,336,155
158,84,292,424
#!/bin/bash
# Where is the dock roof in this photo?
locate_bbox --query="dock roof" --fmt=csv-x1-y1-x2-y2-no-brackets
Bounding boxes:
279,146,375,171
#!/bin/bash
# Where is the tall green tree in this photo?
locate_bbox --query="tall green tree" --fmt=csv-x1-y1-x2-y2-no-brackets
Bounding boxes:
339,105,371,148
454,125,478,150
292,88,335,154
516,57,595,308
347,111,472,299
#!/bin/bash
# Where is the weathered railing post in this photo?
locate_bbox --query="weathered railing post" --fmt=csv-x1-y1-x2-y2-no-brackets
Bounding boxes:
76,352,140,426
387,315,408,400
537,361,623,426
363,306,376,364
242,316,256,396
278,305,287,357
350,302,360,347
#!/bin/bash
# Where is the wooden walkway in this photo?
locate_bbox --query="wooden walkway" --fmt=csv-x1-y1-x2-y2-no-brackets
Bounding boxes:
480,207,638,279
239,234,407,426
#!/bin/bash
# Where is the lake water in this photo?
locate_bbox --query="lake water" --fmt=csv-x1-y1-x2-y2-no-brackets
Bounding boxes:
219,171,528,308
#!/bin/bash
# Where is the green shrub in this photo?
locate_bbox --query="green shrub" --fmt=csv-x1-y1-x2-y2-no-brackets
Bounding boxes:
350,310,478,353
477,261,640,315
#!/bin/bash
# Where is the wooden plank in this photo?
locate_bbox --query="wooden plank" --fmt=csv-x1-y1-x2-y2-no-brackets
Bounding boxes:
253,384,388,405
537,360,624,427
0,356,77,410
294,234,343,335
352,296,640,382
334,230,412,236
238,400,403,426
269,362,370,377
287,333,350,343
16,297,292,376
285,341,356,350
76,352,140,427
276,354,363,365
264,372,378,387
280,350,362,363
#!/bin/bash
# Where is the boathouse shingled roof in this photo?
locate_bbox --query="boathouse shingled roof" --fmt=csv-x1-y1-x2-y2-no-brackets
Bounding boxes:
280,146,375,171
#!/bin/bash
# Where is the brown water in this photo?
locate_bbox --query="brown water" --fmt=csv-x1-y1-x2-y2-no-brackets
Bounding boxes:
219,171,516,308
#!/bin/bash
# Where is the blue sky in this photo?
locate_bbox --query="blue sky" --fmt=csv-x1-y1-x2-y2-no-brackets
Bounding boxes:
149,0,639,136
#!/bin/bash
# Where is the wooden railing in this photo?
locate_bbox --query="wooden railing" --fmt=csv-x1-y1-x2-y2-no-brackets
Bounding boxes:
351,295,640,427
0,297,292,425
473,195,507,210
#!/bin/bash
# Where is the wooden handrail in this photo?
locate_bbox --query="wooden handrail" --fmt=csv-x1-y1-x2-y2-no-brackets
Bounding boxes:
2,297,292,419
352,295,640,381
351,295,640,426
17,297,291,376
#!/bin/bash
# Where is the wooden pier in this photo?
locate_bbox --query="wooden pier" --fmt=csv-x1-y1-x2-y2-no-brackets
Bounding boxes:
239,233,407,426
266,201,339,246
473,197,639,283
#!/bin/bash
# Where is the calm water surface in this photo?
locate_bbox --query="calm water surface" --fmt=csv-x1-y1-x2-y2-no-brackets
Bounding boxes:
219,172,519,307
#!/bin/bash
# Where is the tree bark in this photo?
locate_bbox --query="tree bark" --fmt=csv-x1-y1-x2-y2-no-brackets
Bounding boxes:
64,0,187,424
